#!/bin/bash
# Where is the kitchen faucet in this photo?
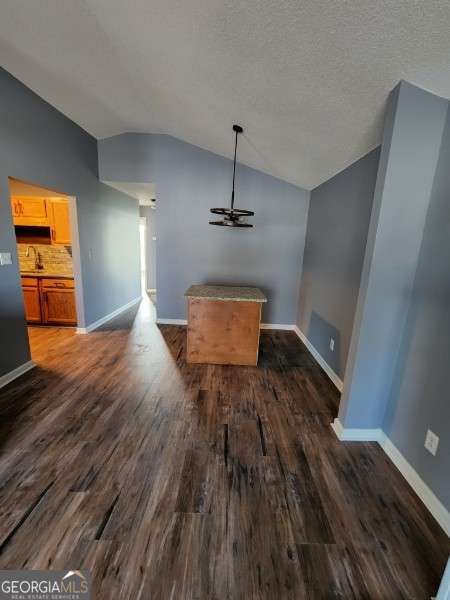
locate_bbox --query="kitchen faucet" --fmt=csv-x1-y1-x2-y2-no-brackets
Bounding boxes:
26,245,44,270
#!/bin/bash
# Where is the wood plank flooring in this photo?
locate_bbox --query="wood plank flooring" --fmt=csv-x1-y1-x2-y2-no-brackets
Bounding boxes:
0,296,448,599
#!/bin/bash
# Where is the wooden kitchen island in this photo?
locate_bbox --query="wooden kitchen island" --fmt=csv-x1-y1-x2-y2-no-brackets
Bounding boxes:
185,285,267,366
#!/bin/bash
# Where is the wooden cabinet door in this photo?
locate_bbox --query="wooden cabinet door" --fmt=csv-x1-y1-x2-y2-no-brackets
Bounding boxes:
22,286,42,323
11,197,49,226
49,198,71,245
41,287,77,325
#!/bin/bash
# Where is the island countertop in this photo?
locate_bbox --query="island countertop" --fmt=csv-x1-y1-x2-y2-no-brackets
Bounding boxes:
185,285,267,303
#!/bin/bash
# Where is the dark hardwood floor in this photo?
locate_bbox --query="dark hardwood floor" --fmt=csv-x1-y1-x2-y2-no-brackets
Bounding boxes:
0,296,448,599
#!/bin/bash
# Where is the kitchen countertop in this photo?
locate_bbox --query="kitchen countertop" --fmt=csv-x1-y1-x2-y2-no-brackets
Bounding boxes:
21,272,74,279
185,285,267,303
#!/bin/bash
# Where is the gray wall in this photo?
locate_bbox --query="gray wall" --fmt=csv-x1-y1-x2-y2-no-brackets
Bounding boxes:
99,133,161,184
297,148,380,378
140,206,156,290
296,80,449,511
0,67,140,378
99,134,310,324
383,104,450,510
339,81,448,430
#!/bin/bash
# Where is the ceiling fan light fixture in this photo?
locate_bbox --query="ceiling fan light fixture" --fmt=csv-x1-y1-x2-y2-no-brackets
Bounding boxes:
209,124,254,228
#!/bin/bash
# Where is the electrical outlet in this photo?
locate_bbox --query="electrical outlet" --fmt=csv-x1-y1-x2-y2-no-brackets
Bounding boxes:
329,338,335,352
0,252,12,266
424,429,439,456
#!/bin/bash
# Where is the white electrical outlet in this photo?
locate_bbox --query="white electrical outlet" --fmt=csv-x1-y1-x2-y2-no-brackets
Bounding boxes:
424,429,439,456
329,338,335,351
0,252,12,266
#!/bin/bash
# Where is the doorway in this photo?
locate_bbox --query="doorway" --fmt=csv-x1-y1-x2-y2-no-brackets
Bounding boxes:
8,177,82,361
139,216,147,296
138,200,156,309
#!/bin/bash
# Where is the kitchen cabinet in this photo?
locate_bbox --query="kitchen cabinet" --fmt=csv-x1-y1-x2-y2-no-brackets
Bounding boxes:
11,197,49,226
185,285,267,366
21,276,77,326
41,278,77,325
11,197,72,245
21,277,42,323
48,198,71,245
41,288,77,324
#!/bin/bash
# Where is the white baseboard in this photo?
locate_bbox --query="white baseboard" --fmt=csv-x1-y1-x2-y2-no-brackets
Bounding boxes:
77,297,141,334
260,323,296,330
331,418,450,536
155,320,298,330
0,360,36,389
379,433,450,537
156,318,187,325
331,418,383,441
294,326,344,392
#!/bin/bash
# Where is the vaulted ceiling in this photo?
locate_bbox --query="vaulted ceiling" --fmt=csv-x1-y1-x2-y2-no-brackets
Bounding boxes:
1,1,450,189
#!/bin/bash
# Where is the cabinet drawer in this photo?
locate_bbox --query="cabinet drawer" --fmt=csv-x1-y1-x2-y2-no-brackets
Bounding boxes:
41,278,74,289
21,276,38,287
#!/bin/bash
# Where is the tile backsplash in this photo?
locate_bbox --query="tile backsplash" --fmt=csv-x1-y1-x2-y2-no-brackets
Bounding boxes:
18,243,73,276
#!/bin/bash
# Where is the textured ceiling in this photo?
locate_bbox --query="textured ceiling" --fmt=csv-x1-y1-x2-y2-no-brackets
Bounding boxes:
1,1,450,189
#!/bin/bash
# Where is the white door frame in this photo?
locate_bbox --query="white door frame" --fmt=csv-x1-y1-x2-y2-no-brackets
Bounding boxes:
68,196,86,329
139,216,147,295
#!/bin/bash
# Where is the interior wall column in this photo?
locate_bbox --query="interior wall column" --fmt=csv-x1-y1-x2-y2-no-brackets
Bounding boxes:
337,81,448,431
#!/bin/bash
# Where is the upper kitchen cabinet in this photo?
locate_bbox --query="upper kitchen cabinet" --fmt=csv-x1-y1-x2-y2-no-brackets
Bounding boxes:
11,196,49,226
48,198,71,245
12,196,72,245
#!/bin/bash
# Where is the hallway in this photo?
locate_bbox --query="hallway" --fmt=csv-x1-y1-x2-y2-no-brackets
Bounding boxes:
0,297,448,598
